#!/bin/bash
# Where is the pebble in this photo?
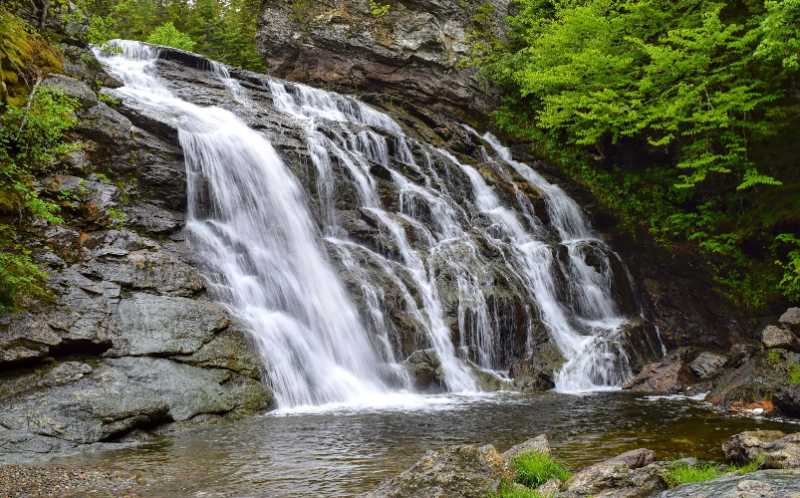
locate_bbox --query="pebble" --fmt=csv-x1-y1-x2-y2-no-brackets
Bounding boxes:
0,464,139,497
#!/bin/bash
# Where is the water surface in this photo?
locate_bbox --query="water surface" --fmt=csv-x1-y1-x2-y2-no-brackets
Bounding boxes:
58,392,796,497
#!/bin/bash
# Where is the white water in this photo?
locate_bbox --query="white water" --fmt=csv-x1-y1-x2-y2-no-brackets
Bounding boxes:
97,41,408,408
97,41,656,409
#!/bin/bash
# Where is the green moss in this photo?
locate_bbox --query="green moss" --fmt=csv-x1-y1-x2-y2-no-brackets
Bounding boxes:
789,363,800,385
511,451,571,489
369,0,391,17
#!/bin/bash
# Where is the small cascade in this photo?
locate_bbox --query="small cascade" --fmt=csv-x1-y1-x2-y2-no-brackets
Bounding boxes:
97,41,661,409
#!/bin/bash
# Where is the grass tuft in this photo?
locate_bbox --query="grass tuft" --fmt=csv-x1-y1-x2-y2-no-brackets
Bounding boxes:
664,463,726,487
511,451,571,489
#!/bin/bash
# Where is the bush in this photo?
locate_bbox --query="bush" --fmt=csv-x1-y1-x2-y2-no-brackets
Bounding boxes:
511,451,571,489
472,0,800,309
146,21,195,51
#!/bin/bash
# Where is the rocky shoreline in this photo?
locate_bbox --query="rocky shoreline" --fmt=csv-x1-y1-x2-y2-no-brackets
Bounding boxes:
362,429,800,498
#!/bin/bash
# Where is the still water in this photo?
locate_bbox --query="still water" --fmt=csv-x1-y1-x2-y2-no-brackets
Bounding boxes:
58,392,795,497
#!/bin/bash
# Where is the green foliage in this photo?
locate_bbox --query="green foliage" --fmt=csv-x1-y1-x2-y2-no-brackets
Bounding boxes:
789,363,800,385
0,86,77,313
369,0,391,17
664,463,726,487
511,451,571,489
474,0,800,308
76,0,265,71
776,234,800,303
146,21,195,51
86,14,118,45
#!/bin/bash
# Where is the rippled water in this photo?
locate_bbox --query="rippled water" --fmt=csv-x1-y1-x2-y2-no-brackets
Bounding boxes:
56,392,795,497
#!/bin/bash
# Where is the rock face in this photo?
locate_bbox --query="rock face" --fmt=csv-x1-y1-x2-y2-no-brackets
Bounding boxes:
657,469,800,498
257,0,512,123
0,49,271,462
360,444,508,498
625,354,696,394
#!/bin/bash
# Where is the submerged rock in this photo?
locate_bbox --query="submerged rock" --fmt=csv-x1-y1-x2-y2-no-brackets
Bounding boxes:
657,469,800,497
360,444,508,498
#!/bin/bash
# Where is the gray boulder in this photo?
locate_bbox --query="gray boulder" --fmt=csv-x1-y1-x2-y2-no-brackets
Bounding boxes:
689,351,728,380
503,433,550,461
762,325,798,351
360,444,508,498
563,448,663,498
780,308,800,333
722,431,800,468
42,74,97,108
625,357,695,394
657,469,800,497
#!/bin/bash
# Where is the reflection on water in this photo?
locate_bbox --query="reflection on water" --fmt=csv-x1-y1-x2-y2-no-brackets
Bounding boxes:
57,392,796,497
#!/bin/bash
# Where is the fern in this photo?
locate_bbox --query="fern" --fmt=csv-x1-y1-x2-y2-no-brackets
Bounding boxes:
737,169,783,191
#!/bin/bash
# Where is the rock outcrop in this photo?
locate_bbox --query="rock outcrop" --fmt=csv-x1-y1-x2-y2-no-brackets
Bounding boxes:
0,48,272,462
257,0,512,123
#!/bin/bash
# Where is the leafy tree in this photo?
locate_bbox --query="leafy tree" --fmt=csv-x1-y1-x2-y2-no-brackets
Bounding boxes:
146,21,195,51
473,0,800,307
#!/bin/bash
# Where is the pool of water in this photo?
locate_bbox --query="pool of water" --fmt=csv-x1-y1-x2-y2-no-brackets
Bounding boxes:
55,391,796,497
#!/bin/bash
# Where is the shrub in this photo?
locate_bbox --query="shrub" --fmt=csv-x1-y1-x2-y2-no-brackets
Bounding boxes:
511,451,571,489
146,21,195,51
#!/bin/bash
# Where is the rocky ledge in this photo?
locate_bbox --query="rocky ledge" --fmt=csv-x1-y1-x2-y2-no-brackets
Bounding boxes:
625,306,800,419
0,46,272,462
257,0,512,124
363,429,800,498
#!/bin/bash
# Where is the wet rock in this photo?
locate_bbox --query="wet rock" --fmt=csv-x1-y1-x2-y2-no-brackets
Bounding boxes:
762,325,798,351
404,349,445,391
780,308,800,333
657,469,800,497
563,448,664,497
361,444,508,498
503,434,550,460
510,341,564,392
689,351,728,380
625,355,695,394
538,478,562,495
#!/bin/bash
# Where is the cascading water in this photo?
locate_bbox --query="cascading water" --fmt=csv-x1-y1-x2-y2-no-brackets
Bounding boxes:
97,41,404,408
97,41,659,409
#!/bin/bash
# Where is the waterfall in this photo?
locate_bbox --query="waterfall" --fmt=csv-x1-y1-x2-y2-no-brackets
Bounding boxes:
97,41,657,409
97,41,404,408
